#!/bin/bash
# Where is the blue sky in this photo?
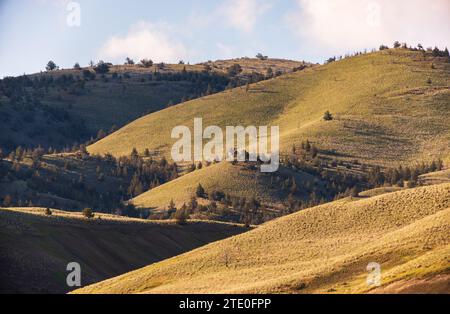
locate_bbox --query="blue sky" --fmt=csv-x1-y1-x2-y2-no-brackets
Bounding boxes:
1,0,449,77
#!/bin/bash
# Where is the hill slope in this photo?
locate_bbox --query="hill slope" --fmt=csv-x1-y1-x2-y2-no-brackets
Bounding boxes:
0,207,247,293
0,59,306,151
73,183,450,294
88,49,450,166
131,161,316,211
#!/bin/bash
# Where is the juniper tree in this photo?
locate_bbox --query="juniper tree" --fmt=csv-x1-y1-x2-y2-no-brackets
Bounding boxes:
46,60,57,71
323,110,333,121
196,183,206,198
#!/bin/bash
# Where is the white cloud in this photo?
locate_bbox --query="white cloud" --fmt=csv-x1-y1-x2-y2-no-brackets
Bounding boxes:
221,0,273,33
98,22,188,63
287,0,450,56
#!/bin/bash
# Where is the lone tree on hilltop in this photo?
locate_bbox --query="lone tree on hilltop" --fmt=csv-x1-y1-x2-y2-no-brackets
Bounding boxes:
125,57,134,65
323,110,333,121
46,60,58,71
256,53,268,60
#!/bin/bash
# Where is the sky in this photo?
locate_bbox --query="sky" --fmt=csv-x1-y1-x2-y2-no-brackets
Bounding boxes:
0,0,449,78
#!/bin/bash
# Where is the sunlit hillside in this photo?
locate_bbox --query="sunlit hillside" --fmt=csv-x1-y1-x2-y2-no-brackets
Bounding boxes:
89,49,450,166
131,161,317,211
73,183,450,294
0,58,306,151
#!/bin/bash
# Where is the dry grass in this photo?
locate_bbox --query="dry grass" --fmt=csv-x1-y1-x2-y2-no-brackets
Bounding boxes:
131,161,315,210
88,49,450,167
0,207,248,293
72,183,450,294
419,169,450,185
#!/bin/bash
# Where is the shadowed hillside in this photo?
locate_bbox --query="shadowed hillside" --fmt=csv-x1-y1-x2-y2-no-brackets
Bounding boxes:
0,59,307,151
88,49,450,166
0,207,248,293
72,183,450,294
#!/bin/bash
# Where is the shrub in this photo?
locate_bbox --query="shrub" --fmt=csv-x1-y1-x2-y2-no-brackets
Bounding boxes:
73,63,81,70
82,207,94,219
44,208,52,216
140,59,153,68
256,53,268,60
323,110,333,121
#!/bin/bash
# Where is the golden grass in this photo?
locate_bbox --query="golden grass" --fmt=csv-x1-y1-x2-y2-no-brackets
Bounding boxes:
29,59,305,132
131,161,315,210
72,183,450,294
88,49,450,166
419,169,450,185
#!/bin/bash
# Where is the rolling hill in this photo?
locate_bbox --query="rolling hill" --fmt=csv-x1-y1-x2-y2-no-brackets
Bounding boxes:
0,58,306,151
88,49,450,167
72,183,450,294
131,161,317,211
0,207,248,293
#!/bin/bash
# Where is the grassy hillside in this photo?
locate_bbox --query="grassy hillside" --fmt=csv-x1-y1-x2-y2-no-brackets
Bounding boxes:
72,183,450,294
419,168,450,185
88,49,450,166
0,59,306,151
131,161,316,210
0,207,247,293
